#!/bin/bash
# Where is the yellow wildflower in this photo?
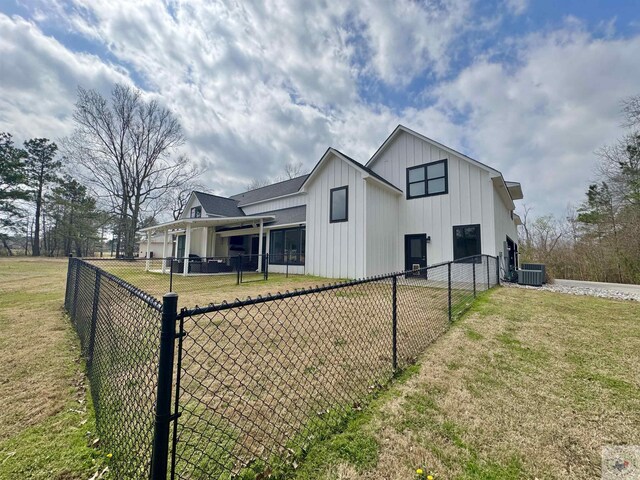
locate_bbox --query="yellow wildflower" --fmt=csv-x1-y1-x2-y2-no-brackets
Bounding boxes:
416,468,423,475
106,453,113,459
427,476,433,480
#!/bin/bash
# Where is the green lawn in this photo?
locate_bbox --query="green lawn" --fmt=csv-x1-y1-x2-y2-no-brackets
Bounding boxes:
0,257,338,479
295,287,640,479
3,257,638,480
0,257,105,479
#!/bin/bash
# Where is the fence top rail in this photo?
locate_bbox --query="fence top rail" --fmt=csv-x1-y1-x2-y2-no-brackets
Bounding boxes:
71,257,163,311
179,254,496,317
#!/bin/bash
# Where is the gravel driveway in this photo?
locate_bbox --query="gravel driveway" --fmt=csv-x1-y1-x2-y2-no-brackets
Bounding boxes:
505,278,640,301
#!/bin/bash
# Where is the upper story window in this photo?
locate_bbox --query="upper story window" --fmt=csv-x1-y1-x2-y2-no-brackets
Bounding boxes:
330,186,348,223
406,159,448,199
453,224,481,262
190,206,202,218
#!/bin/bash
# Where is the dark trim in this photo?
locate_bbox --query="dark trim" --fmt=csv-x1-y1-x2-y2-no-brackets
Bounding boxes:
453,224,481,263
404,233,428,274
269,226,306,265
329,185,349,223
406,159,448,199
301,148,402,194
189,205,202,218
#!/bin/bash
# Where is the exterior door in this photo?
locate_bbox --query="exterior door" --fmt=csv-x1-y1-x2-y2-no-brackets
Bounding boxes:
176,235,186,259
404,234,427,275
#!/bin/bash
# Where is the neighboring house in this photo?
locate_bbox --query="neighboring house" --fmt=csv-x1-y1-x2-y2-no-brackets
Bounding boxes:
140,125,522,278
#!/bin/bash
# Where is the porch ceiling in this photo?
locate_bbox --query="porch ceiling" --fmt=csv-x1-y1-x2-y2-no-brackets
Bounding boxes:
138,215,275,235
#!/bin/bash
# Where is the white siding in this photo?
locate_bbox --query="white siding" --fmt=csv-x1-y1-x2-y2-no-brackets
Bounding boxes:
365,180,399,276
305,153,367,279
240,193,306,215
493,189,518,257
369,131,496,266
180,195,202,220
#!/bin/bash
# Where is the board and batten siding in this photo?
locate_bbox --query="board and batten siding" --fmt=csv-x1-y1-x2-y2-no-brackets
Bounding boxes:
305,153,367,279
369,131,497,266
365,180,399,276
240,193,306,215
493,189,518,257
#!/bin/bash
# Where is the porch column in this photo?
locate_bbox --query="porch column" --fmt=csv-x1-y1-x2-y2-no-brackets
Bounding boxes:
201,226,208,258
183,224,191,276
211,228,216,257
145,233,151,271
161,229,168,274
257,219,264,272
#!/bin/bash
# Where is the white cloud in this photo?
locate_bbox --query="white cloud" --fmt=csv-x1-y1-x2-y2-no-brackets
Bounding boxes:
434,25,640,213
504,0,528,16
0,13,130,142
1,2,639,217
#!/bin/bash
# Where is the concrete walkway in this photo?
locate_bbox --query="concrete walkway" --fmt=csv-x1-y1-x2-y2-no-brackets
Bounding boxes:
554,279,640,296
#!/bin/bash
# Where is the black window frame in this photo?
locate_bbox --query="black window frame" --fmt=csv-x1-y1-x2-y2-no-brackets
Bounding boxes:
406,159,448,199
190,206,202,218
453,224,482,263
329,186,349,223
269,226,306,265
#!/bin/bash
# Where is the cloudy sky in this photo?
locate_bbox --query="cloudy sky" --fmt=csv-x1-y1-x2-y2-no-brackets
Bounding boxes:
1,0,639,215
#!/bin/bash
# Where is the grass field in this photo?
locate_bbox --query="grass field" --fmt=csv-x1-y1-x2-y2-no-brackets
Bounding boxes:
3,257,637,479
0,257,342,478
297,287,640,479
0,257,103,479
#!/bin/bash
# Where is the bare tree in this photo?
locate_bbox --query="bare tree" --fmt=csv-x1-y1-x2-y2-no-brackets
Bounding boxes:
622,95,640,128
65,84,198,257
283,161,303,179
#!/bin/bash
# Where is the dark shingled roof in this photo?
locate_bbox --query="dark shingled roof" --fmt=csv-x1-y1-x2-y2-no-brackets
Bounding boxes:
193,191,245,217
262,205,306,227
230,175,309,206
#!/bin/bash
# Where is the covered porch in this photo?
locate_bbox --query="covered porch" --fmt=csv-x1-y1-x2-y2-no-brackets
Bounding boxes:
138,214,275,276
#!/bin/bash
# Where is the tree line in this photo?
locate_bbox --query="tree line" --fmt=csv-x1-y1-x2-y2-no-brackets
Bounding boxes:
0,83,198,257
520,95,640,284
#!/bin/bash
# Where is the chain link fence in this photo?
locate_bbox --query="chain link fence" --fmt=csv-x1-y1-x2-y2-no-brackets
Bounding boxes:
64,254,499,478
84,254,269,302
65,258,163,478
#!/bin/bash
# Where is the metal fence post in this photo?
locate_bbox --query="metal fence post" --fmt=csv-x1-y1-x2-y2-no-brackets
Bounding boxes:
150,292,179,480
87,270,101,370
264,253,269,281
392,275,398,371
447,262,452,322
496,257,500,286
72,259,81,321
486,256,490,289
472,261,476,297
169,258,174,292
236,255,241,285
65,255,73,310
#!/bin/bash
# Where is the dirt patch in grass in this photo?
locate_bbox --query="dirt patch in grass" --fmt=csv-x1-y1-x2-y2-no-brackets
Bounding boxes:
306,287,640,479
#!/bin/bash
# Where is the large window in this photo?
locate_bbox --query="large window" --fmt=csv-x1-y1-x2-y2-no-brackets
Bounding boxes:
453,224,481,262
190,206,202,218
406,159,448,199
269,226,305,265
330,186,348,223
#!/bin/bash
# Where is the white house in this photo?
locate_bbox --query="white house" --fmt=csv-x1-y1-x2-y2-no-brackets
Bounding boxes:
140,125,522,278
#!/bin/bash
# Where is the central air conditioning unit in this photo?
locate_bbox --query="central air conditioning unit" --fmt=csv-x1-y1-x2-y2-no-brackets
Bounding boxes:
520,263,546,283
517,269,544,287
